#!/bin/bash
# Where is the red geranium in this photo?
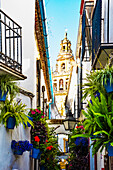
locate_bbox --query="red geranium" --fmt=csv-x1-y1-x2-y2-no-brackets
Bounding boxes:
34,136,40,142
46,145,53,150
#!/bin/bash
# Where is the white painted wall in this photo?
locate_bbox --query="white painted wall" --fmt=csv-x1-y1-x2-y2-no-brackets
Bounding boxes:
58,134,68,152
66,65,77,114
0,0,36,169
0,124,31,170
1,0,37,108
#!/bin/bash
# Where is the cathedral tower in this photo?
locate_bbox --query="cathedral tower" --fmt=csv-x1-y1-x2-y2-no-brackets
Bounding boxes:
52,32,75,117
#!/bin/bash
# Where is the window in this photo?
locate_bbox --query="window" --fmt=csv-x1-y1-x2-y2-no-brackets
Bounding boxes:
61,63,65,70
59,79,63,90
53,83,57,91
63,46,65,51
65,82,68,90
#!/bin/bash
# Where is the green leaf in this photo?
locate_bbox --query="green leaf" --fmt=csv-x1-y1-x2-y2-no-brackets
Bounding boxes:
94,130,111,137
71,134,90,138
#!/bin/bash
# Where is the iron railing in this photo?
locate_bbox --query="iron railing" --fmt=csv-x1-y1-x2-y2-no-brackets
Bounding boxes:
92,0,102,64
0,9,22,73
82,8,86,58
82,1,94,61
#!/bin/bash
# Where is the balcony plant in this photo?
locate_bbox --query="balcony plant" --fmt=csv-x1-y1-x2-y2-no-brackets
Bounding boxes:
39,128,61,170
0,98,34,129
0,75,19,101
67,124,89,170
29,108,48,144
11,140,33,155
30,135,42,159
30,115,48,159
28,108,44,121
72,92,113,155
82,64,113,99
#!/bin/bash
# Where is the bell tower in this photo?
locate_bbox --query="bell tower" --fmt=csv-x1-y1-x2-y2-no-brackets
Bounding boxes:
52,32,75,117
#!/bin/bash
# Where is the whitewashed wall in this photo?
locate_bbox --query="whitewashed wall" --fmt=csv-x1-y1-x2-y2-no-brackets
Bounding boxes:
1,0,37,108
0,0,36,169
66,65,77,115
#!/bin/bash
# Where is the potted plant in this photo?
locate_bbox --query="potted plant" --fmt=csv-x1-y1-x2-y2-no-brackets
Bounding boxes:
67,125,89,170
30,110,48,159
0,75,19,101
31,120,48,143
82,65,113,100
11,140,33,155
72,92,113,155
28,108,44,121
0,98,34,129
31,135,42,159
40,128,61,170
31,120,48,159
72,124,88,146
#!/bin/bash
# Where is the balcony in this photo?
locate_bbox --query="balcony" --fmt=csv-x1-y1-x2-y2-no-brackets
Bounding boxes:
92,0,113,69
82,1,94,61
0,10,26,80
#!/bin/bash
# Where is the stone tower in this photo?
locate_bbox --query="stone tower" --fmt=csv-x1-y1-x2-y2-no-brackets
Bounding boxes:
52,32,75,117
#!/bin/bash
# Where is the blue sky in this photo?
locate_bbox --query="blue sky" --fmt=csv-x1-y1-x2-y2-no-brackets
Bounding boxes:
45,0,81,70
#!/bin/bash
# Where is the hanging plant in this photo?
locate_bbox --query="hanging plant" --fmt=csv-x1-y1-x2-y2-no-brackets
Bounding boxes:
0,75,19,101
11,140,33,155
0,98,34,129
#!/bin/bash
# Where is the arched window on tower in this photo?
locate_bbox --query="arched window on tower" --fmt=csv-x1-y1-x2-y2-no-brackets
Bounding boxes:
61,63,65,71
63,46,65,52
53,83,57,91
59,79,63,90
65,78,69,90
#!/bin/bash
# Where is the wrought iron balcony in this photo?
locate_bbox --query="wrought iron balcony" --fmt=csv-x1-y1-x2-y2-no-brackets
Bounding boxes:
0,10,26,79
92,0,113,69
82,1,94,61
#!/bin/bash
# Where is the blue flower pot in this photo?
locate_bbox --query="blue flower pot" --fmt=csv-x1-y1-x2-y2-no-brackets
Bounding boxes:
27,116,33,127
24,116,33,128
32,148,42,159
75,137,88,146
13,149,23,155
104,80,113,93
75,137,83,146
7,116,16,129
0,89,7,101
107,143,113,156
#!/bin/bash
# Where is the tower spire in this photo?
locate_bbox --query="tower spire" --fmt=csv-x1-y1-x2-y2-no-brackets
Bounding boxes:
65,29,68,39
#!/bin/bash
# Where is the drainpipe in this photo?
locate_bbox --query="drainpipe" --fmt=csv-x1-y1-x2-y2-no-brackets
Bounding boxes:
42,86,45,115
49,99,53,119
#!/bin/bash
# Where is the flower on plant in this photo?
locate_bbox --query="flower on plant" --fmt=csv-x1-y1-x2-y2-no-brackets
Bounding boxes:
34,136,40,142
46,140,48,143
41,116,44,118
46,145,53,150
11,140,33,153
76,125,84,130
50,145,53,148
46,146,51,150
31,110,35,114
80,126,84,129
